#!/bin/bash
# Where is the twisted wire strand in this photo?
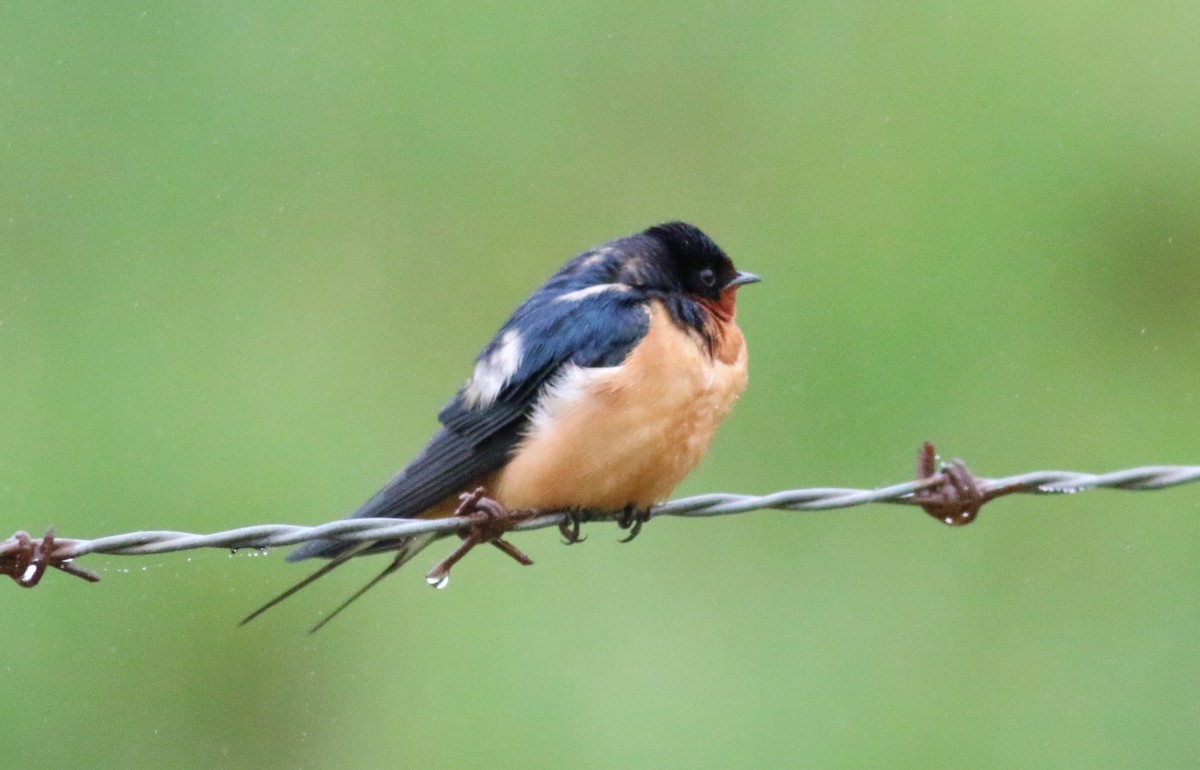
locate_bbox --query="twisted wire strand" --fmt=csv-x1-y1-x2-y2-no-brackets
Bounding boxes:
8,464,1196,563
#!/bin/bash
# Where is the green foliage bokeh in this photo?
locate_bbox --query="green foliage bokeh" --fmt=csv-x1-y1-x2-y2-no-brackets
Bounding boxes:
3,3,1199,768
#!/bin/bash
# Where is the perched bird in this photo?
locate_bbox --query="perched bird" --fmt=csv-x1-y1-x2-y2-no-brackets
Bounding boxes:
245,221,759,630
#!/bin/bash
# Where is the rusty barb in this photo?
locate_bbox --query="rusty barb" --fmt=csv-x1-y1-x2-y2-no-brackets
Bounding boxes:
3,442,1199,589
1,530,100,588
911,441,1032,526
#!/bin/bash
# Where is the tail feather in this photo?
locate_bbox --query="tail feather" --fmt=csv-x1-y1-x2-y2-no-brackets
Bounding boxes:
241,533,437,628
306,533,436,633
285,533,361,562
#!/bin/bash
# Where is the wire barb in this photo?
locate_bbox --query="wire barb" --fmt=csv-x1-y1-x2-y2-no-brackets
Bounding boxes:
3,444,1199,589
911,441,1032,525
0,529,101,587
423,487,536,589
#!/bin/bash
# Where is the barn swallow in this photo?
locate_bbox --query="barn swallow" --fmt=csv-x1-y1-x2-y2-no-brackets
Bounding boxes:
244,221,759,630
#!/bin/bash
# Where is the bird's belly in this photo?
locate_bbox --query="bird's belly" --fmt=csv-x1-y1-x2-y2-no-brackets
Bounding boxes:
492,305,748,512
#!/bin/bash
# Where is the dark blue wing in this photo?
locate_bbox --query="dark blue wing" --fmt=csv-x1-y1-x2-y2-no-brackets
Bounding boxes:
288,285,650,560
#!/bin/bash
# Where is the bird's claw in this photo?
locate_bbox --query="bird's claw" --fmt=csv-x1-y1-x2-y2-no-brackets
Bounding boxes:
616,506,650,543
558,510,588,545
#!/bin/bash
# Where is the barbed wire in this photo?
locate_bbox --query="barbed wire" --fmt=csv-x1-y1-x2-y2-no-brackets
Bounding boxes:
3,447,1199,589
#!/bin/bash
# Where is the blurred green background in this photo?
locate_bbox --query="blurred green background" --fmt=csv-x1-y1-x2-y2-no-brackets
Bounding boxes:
3,2,1199,768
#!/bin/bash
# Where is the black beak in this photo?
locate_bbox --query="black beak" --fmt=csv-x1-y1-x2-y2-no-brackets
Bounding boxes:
726,271,762,289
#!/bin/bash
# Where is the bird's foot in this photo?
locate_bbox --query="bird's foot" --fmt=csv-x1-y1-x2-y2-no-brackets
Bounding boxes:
425,488,534,589
558,510,589,545
616,506,651,543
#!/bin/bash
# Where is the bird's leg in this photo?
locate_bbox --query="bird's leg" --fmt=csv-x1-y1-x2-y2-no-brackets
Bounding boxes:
616,505,651,543
425,488,534,588
558,509,589,545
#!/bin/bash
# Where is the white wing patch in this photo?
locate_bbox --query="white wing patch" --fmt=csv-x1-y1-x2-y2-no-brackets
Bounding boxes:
526,363,619,436
578,246,617,269
553,283,630,303
462,329,524,408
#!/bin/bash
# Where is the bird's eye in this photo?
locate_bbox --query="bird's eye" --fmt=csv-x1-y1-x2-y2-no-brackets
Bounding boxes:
699,268,717,288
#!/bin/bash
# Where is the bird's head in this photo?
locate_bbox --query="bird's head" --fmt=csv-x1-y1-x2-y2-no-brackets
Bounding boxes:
639,222,760,304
